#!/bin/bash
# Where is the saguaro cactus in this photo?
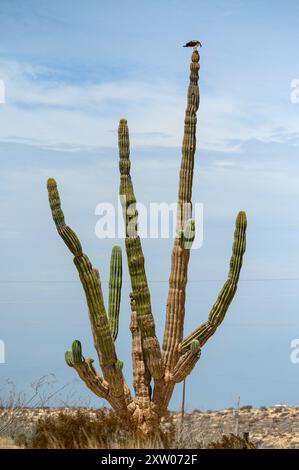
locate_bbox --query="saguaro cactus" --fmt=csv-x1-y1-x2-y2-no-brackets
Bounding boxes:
47,49,247,433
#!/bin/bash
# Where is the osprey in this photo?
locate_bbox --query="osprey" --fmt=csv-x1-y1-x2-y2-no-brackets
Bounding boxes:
183,40,202,50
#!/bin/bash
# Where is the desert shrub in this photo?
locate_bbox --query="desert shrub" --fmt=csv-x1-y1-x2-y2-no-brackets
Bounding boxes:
208,433,256,449
28,409,176,449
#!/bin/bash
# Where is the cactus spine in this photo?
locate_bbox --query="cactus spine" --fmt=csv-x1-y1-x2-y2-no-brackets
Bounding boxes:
47,48,247,433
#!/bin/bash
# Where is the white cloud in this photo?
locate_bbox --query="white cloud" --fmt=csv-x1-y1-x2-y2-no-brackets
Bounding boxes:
1,58,299,153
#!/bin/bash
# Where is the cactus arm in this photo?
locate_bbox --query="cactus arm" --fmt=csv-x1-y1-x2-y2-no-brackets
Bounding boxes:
73,363,109,397
118,119,163,380
171,340,201,383
47,179,128,405
108,246,122,341
129,293,151,403
180,211,247,354
65,346,109,398
65,342,131,410
47,179,114,366
77,358,110,396
163,50,200,372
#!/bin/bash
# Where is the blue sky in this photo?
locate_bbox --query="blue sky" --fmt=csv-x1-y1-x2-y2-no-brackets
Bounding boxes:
1,0,299,411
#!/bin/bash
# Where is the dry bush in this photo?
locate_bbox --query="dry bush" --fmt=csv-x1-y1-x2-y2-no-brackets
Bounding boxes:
0,376,86,446
28,409,176,449
208,433,256,449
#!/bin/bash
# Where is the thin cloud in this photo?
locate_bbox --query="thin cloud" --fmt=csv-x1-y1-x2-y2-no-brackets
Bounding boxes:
2,58,299,153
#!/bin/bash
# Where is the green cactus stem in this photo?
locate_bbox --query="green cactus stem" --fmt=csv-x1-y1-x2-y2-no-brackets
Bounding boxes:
116,360,124,370
65,350,74,368
108,246,122,341
190,339,200,354
72,340,83,364
181,219,196,249
118,119,163,381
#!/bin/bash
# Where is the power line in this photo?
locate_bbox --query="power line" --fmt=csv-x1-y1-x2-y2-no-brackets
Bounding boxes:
1,278,299,284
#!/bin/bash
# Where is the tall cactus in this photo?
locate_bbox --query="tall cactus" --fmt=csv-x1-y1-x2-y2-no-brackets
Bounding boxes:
47,47,247,433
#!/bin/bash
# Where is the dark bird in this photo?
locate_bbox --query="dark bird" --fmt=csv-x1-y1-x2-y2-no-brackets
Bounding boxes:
183,40,202,50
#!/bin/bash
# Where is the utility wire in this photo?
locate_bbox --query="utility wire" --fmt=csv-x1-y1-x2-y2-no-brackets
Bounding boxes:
1,278,299,284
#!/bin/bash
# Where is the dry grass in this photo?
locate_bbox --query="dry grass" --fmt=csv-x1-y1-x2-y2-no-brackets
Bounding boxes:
0,437,22,449
24,410,257,449
27,409,176,449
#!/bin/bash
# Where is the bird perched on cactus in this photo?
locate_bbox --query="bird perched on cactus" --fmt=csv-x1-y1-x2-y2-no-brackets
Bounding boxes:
47,47,247,434
183,40,202,50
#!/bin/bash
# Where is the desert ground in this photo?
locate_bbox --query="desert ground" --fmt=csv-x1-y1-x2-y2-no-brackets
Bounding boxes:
1,405,299,449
